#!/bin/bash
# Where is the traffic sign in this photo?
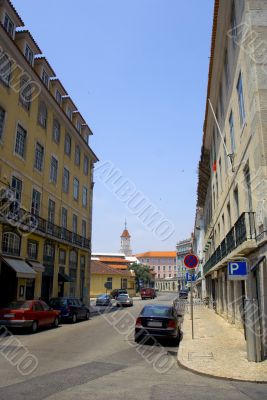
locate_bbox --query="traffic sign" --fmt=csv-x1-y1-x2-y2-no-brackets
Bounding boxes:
184,254,199,269
228,261,248,280
104,281,112,290
186,271,196,282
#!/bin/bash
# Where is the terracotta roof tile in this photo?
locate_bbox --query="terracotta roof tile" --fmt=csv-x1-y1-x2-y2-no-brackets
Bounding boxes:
135,251,176,258
90,260,132,276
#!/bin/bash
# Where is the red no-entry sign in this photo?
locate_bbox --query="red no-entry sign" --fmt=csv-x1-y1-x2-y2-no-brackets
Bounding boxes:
184,254,199,269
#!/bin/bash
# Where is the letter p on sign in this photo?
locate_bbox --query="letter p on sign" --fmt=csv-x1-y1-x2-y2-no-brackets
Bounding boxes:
228,261,248,280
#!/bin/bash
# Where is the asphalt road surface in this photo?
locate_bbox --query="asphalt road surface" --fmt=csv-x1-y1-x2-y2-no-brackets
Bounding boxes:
0,292,266,400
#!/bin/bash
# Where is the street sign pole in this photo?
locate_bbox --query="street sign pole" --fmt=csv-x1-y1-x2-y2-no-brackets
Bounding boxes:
183,254,199,341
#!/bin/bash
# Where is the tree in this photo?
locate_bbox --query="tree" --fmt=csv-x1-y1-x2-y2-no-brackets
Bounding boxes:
129,263,152,293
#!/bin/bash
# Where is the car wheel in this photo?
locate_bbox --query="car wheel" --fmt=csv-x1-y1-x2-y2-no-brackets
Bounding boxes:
53,317,59,328
31,321,38,333
134,335,143,343
72,313,77,323
85,311,90,320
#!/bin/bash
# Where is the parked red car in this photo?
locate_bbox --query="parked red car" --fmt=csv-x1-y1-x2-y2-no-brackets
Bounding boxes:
0,300,60,333
141,288,156,300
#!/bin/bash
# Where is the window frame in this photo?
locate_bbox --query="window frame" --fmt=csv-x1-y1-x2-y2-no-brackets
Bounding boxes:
34,142,44,172
50,156,58,184
73,177,79,201
31,188,41,216
14,124,27,159
0,106,6,141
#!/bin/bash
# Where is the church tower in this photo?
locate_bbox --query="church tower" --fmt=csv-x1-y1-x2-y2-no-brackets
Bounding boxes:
119,220,132,256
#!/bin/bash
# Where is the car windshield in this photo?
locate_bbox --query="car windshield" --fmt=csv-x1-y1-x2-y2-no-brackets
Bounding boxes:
118,294,129,298
98,295,108,299
5,301,31,310
141,306,172,317
49,298,67,306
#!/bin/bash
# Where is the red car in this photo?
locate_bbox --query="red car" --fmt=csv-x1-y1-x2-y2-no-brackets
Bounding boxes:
141,288,156,300
0,300,60,333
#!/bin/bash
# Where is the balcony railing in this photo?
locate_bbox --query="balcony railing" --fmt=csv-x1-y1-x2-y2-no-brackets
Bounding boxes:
0,208,91,250
203,212,255,275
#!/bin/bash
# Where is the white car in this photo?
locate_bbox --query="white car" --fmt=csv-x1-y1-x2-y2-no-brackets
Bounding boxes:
116,294,133,307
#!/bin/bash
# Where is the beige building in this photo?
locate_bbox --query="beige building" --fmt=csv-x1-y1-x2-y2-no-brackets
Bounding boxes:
0,0,98,305
197,0,267,361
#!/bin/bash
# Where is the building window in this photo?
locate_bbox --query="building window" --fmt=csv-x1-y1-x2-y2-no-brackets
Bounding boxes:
38,101,48,128
11,176,22,202
76,121,81,133
0,54,12,86
73,178,79,200
231,2,238,46
229,111,236,153
42,69,49,87
31,189,41,216
169,266,171,271
27,240,38,259
61,207,68,229
121,278,127,289
83,155,89,175
224,49,229,88
25,45,34,65
163,266,166,271
59,249,66,265
19,76,32,109
67,107,72,120
50,156,58,183
44,242,55,259
219,84,224,119
233,187,239,220
64,133,71,156
237,73,246,126
80,255,85,269
55,90,62,104
52,119,60,143
158,266,160,271
15,125,27,158
2,232,20,256
75,145,80,166
34,143,44,171
82,186,88,207
63,168,69,192
82,220,86,238
48,199,55,224
3,13,14,37
0,106,6,140
72,214,78,233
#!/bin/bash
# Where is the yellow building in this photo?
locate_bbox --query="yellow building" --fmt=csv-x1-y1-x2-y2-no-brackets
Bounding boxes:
90,261,136,298
0,0,98,306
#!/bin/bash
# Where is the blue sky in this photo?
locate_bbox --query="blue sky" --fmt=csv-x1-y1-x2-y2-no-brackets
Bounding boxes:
13,0,214,253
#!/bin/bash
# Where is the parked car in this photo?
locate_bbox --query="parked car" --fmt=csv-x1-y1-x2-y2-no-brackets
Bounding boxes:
0,300,60,333
96,294,112,307
110,289,128,299
49,297,90,323
179,290,188,299
116,294,133,307
141,288,156,300
135,304,181,344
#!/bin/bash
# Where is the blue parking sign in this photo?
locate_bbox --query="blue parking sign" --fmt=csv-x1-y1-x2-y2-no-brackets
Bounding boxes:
228,261,248,280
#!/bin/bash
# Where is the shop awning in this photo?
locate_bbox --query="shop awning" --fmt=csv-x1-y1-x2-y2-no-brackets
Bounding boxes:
1,257,36,279
27,261,45,273
58,271,74,282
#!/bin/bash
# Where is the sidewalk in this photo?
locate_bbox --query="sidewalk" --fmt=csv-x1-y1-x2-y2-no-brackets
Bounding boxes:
177,305,267,382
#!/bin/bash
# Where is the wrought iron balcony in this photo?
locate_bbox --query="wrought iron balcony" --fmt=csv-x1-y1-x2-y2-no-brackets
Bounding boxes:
0,208,91,250
203,212,256,275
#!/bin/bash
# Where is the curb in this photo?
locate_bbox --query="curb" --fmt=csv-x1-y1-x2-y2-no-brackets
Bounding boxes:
177,348,267,384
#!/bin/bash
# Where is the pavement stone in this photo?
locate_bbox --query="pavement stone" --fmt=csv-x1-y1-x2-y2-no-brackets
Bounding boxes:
177,304,267,382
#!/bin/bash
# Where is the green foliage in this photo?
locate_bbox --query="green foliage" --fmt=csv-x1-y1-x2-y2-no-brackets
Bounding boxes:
129,263,152,292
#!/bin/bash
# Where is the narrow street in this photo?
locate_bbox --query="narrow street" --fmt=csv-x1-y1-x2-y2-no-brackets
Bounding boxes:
0,293,265,400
